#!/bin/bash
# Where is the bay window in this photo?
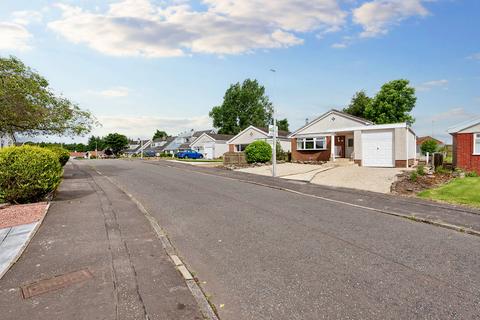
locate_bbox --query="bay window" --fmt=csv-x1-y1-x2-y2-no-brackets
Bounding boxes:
296,137,327,150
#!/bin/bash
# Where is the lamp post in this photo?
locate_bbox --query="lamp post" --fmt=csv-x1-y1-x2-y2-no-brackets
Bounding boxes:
270,68,277,178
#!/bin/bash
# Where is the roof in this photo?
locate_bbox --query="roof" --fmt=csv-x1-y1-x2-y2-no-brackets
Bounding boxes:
447,117,480,134
289,109,373,137
193,129,215,137
227,125,291,144
208,133,235,141
179,143,191,149
416,136,444,146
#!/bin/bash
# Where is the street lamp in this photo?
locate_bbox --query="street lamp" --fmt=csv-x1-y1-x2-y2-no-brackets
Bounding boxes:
270,68,277,178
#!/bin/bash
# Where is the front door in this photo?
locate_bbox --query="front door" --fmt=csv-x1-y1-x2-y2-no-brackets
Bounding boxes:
334,136,345,158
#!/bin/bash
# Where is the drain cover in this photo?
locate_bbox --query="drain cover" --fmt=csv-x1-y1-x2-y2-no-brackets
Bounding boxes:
22,269,93,299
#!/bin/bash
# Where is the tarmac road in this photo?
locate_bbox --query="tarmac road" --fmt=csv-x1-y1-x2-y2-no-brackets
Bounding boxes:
83,159,480,320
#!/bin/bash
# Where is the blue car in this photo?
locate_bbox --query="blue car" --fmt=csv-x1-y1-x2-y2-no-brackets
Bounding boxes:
176,150,204,159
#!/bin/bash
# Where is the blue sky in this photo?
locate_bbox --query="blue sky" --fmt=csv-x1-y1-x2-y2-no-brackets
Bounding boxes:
0,0,479,143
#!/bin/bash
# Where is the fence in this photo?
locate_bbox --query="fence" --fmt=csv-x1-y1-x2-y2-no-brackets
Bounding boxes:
223,152,247,166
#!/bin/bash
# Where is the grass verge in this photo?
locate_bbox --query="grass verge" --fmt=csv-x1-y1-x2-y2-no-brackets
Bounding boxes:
418,177,480,207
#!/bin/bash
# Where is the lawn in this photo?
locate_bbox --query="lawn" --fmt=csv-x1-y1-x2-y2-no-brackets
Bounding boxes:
418,177,480,207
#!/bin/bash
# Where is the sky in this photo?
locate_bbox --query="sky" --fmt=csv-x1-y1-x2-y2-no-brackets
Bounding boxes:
0,0,479,144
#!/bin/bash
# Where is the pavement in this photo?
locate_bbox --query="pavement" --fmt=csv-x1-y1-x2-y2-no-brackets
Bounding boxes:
0,162,204,320
236,163,404,193
82,159,480,320
310,166,404,193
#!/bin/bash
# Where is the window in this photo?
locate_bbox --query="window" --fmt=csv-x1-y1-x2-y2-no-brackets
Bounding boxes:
236,144,249,151
296,137,327,150
347,138,354,148
474,133,480,155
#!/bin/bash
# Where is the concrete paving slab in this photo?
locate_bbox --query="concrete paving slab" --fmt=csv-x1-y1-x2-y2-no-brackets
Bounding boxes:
237,162,329,178
0,222,38,279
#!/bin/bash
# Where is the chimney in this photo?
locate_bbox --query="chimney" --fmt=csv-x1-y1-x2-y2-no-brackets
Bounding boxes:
305,118,309,125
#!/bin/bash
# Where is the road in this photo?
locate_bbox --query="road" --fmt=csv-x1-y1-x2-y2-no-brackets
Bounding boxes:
80,159,480,319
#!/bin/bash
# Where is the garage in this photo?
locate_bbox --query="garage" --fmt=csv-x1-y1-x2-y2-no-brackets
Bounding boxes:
362,130,394,167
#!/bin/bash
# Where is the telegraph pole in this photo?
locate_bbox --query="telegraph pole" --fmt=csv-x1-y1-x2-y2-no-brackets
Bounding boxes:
270,68,277,178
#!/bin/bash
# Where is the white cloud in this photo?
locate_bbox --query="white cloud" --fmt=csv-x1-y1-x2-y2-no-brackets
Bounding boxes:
467,52,480,60
48,0,347,57
331,42,347,48
92,87,131,98
416,79,448,92
93,114,212,138
429,107,473,122
0,22,32,51
11,10,43,25
353,0,429,38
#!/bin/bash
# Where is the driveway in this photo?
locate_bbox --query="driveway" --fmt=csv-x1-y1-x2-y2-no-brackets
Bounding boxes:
310,166,405,193
79,159,480,320
237,163,331,180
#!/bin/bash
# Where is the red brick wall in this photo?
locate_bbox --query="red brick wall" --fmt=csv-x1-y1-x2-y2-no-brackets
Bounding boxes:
291,138,331,162
454,133,480,174
228,144,234,152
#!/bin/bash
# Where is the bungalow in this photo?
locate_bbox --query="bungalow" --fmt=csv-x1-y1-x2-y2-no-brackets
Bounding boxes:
447,117,480,174
190,133,234,159
416,136,445,156
164,129,215,154
227,126,291,153
289,109,416,167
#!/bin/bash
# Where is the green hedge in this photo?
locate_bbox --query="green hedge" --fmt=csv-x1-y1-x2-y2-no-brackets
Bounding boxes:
45,146,70,166
245,140,272,163
0,146,63,204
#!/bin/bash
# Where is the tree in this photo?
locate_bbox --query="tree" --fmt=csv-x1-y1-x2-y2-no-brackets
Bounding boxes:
277,118,289,132
153,130,168,140
103,133,128,155
209,79,273,135
87,136,106,151
343,90,372,118
0,56,96,140
365,79,416,124
420,139,438,155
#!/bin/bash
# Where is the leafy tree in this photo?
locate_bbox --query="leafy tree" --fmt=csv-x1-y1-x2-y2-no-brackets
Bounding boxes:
277,118,289,132
104,133,128,155
0,56,96,140
365,79,416,124
420,139,438,155
209,79,273,135
153,130,168,140
87,135,105,151
343,90,372,118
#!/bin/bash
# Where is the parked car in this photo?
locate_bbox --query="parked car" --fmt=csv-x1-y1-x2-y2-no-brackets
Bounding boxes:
176,150,204,159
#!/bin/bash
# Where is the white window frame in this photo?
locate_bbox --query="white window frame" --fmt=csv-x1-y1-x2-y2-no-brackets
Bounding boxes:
296,136,327,151
474,133,480,155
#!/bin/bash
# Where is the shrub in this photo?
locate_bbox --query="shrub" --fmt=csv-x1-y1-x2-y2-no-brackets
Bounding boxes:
416,165,426,176
410,171,418,182
466,171,479,177
46,146,70,166
420,139,438,155
245,141,272,163
0,146,63,204
276,142,287,161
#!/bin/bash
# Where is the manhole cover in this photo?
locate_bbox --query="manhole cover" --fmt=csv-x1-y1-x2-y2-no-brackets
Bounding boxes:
22,269,93,299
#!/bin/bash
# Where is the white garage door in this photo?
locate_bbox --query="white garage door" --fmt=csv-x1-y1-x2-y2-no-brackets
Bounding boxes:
362,130,394,167
204,143,214,159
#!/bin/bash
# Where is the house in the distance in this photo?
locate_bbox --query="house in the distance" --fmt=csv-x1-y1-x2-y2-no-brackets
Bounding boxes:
448,117,480,174
289,109,416,167
0,133,14,149
164,129,215,154
227,126,291,153
416,136,445,156
190,133,234,159
124,139,152,156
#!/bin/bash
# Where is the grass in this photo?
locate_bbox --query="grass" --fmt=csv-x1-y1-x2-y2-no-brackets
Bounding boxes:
172,158,223,163
418,177,480,207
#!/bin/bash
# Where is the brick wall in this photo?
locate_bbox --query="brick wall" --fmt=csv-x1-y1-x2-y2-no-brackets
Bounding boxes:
291,138,331,162
228,144,234,152
454,133,480,174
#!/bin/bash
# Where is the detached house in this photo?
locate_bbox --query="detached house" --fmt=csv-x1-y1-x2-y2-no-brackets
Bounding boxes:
227,126,291,153
190,133,234,159
289,109,416,167
448,117,480,174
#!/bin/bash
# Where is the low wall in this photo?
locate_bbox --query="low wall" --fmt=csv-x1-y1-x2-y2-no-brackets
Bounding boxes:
223,152,247,166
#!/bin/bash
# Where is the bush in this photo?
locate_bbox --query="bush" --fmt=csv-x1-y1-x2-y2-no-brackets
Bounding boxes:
410,171,418,182
45,146,70,166
420,139,438,155
276,142,287,161
466,171,479,177
245,141,272,163
416,165,426,176
0,146,63,204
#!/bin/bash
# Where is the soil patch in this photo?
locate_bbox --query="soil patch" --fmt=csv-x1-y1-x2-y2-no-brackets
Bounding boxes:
392,172,454,195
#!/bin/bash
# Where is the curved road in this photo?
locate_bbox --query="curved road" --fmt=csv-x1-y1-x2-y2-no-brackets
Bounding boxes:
81,159,480,320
